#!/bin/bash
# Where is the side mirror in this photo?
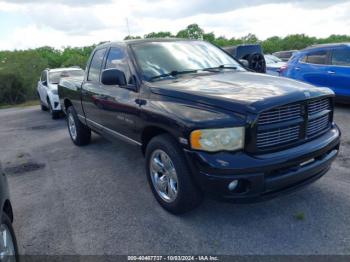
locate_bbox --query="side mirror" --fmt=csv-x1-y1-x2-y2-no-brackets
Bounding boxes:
101,69,127,86
239,59,249,68
42,80,47,86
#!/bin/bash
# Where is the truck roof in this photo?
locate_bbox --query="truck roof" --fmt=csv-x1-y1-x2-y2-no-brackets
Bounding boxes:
96,38,202,49
48,67,83,72
302,42,350,51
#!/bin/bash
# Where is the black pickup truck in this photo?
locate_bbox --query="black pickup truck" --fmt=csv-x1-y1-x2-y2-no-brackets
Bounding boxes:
58,39,341,214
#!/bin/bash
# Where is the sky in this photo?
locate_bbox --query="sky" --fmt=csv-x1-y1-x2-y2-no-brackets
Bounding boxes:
0,0,349,50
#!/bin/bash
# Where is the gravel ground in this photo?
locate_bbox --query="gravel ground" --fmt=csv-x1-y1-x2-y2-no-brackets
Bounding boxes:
0,105,349,255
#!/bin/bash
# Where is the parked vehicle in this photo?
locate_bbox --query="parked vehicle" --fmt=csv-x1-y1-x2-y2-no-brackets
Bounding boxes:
273,50,298,62
280,43,350,102
37,68,84,119
264,55,286,76
58,39,340,214
0,163,19,261
223,44,266,73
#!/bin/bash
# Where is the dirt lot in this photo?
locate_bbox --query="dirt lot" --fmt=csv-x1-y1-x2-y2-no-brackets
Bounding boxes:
0,105,349,255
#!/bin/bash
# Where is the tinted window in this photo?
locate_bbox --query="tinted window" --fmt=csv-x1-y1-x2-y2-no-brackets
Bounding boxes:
332,48,350,66
303,51,327,65
88,48,107,82
105,47,133,84
41,71,47,82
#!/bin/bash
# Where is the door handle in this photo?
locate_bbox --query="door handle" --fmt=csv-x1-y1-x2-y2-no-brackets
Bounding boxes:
295,67,300,71
327,71,336,75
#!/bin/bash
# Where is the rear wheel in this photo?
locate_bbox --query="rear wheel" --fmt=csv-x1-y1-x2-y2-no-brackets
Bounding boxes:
0,212,19,261
145,134,202,214
66,106,91,146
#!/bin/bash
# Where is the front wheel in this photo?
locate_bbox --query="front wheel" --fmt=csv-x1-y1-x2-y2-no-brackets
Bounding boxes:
0,213,19,261
145,134,203,214
66,106,91,146
38,93,48,111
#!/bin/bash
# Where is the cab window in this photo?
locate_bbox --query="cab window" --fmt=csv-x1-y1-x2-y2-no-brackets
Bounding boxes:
41,71,47,82
88,48,107,82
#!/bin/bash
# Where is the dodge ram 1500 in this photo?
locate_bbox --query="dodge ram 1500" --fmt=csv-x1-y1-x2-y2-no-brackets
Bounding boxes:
58,39,341,214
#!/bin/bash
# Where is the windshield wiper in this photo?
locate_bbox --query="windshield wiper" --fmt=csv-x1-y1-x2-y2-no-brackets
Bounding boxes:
149,69,198,81
202,65,238,72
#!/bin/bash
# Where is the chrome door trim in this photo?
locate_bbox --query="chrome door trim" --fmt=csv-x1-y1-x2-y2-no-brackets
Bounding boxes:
79,115,142,146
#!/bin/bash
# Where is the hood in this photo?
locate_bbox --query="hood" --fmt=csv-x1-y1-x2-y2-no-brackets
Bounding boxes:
48,83,58,90
266,62,286,69
149,71,334,114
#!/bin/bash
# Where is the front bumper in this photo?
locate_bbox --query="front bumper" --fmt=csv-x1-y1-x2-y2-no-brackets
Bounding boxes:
49,94,62,111
184,125,341,202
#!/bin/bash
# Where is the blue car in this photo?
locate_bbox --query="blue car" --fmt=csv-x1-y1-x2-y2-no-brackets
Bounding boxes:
280,43,350,101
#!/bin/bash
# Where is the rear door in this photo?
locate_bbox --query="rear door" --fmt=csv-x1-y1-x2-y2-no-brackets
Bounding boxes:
81,47,107,126
293,50,329,87
327,46,350,97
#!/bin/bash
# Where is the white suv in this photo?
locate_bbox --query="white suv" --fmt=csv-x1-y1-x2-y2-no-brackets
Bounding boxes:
37,68,84,119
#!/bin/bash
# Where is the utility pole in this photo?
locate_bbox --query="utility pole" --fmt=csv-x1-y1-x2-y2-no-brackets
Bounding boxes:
126,18,131,37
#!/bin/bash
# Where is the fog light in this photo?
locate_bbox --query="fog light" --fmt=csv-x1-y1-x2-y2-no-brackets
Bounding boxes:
228,180,239,191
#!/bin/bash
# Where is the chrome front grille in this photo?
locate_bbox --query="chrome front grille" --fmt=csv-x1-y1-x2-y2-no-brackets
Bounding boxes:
307,114,330,137
258,104,301,125
257,126,300,149
256,97,332,151
308,98,330,115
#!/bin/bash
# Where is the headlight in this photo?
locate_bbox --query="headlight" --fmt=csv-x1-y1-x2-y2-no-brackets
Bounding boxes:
190,127,245,152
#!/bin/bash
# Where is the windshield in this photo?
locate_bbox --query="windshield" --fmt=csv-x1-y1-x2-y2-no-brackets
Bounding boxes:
49,70,84,84
131,41,245,81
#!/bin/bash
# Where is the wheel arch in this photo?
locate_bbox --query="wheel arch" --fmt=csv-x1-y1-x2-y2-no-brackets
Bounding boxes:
63,98,73,111
3,199,13,222
141,125,179,155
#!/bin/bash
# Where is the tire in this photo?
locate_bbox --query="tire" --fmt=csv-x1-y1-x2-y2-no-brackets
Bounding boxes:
66,106,91,146
0,212,19,261
38,93,48,111
145,134,202,214
40,104,48,111
47,98,60,119
247,53,266,73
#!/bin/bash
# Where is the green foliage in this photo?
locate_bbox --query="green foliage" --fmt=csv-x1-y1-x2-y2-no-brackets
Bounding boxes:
0,72,26,105
1,23,350,106
124,35,142,40
144,31,173,38
176,24,204,39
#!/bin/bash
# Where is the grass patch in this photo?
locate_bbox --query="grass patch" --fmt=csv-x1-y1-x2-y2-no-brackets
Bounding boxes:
0,100,39,109
294,212,305,221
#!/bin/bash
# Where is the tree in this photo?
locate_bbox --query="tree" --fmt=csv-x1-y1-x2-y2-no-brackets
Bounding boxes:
124,35,142,40
176,24,204,39
145,31,173,38
203,32,216,43
241,33,259,44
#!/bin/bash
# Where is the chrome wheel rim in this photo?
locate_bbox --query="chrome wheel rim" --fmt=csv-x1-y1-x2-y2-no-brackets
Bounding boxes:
68,113,77,140
0,224,15,258
150,149,178,203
